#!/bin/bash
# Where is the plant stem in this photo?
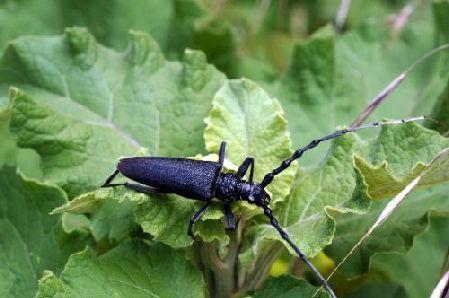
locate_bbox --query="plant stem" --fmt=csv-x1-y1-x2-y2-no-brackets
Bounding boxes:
237,242,284,294
197,218,244,298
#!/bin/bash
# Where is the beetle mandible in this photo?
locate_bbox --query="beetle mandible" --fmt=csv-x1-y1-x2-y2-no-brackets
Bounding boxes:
102,116,424,298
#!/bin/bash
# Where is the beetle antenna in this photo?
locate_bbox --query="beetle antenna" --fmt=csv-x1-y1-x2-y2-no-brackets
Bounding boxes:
261,205,336,298
260,116,425,188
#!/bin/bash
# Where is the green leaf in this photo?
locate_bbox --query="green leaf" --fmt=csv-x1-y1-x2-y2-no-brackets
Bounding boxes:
0,219,36,297
0,104,43,180
61,213,90,234
271,26,335,165
425,76,449,134
0,166,85,297
254,276,328,298
61,0,174,52
37,270,71,297
0,0,61,52
9,88,137,198
0,0,205,54
135,193,226,247
204,78,296,204
355,124,449,199
53,187,144,243
326,184,449,280
371,217,449,298
344,281,406,298
90,199,140,243
0,108,17,167
55,187,226,247
2,28,225,197
191,20,238,77
37,240,206,298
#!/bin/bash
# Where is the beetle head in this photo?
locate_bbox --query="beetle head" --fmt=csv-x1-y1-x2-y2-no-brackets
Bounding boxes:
246,184,271,207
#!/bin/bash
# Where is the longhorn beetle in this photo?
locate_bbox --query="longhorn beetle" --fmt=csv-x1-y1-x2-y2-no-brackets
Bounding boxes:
102,116,424,298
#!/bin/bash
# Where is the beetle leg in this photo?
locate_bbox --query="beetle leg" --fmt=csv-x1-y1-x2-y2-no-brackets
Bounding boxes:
103,182,162,194
236,157,255,182
122,182,162,194
223,202,236,230
101,170,119,187
188,201,211,238
218,141,227,165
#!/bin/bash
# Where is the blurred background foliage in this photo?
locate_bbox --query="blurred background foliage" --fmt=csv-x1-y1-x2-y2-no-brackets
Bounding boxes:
1,0,449,297
0,0,439,79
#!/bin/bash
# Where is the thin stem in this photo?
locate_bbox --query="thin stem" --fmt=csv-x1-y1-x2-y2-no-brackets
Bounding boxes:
351,72,407,127
237,242,284,295
334,0,352,33
197,217,244,298
197,243,216,296
351,43,449,127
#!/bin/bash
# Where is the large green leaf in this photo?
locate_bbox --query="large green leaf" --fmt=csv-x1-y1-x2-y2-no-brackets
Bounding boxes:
204,78,296,204
53,187,226,248
2,28,225,197
355,125,449,199
37,240,205,298
0,166,86,297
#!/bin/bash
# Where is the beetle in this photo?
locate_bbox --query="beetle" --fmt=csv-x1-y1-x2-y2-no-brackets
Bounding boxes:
102,116,424,298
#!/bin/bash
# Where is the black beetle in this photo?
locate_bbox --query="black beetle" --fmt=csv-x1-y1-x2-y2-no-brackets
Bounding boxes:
102,116,424,298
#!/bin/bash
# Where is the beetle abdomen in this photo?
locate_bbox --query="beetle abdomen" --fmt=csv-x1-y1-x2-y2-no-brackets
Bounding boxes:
118,157,221,201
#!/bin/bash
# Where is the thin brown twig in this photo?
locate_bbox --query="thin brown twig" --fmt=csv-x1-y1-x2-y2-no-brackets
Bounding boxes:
351,72,407,127
351,43,449,128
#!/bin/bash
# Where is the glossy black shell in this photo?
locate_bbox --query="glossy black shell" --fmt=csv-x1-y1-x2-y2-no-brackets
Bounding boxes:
118,157,222,201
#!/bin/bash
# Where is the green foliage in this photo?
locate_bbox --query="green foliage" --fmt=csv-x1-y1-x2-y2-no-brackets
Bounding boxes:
2,28,225,197
1,1,449,297
204,79,296,203
326,184,449,279
254,276,328,298
37,241,205,298
371,217,449,298
0,167,88,297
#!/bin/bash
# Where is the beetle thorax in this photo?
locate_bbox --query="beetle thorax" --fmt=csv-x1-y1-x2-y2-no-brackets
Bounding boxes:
214,173,270,205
